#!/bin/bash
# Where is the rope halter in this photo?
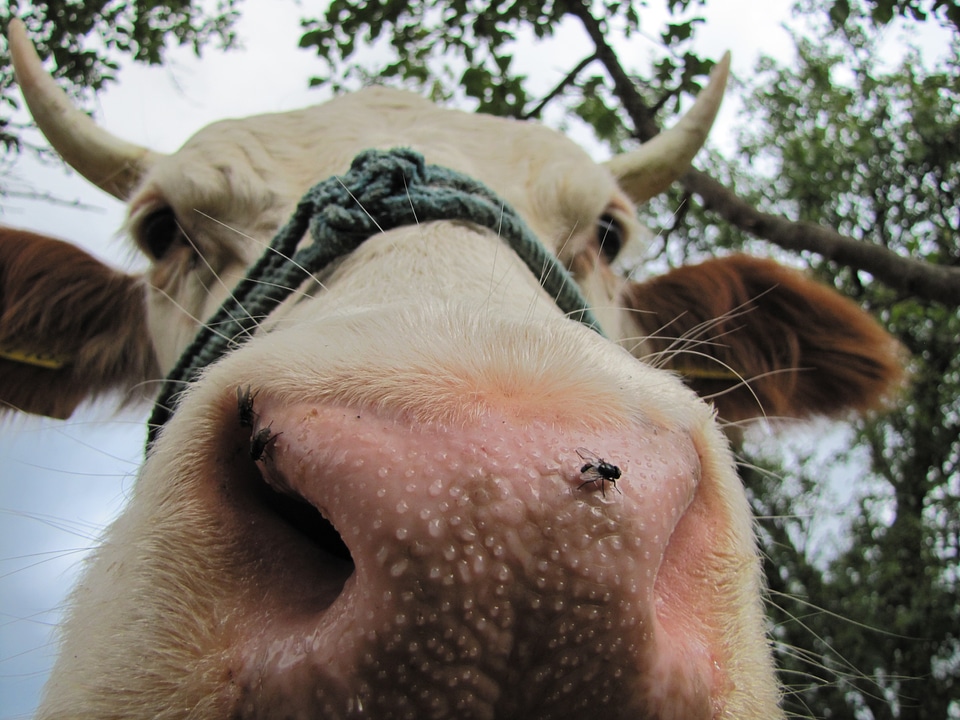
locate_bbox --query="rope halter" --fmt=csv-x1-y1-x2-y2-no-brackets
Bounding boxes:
147,148,604,447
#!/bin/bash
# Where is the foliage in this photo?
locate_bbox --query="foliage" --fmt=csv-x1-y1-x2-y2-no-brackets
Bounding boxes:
725,9,959,719
297,0,712,137
0,0,242,166
828,0,960,33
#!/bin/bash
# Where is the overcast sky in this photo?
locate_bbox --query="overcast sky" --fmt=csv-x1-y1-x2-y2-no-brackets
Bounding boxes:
1,1,949,717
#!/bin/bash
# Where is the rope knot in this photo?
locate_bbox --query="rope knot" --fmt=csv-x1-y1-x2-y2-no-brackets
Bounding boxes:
340,148,427,211
349,148,427,196
306,148,428,250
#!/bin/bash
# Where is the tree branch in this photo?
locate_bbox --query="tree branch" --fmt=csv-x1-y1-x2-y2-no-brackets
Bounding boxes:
564,0,661,139
681,168,960,305
565,0,960,307
521,53,598,120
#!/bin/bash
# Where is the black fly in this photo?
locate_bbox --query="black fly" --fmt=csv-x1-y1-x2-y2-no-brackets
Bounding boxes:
250,423,280,462
576,448,622,497
237,385,258,429
239,386,279,461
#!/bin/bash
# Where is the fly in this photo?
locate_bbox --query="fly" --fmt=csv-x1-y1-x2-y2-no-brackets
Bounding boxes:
250,423,280,462
576,448,622,497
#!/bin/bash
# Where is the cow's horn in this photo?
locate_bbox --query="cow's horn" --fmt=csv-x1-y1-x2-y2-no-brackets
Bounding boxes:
8,18,159,200
605,52,730,204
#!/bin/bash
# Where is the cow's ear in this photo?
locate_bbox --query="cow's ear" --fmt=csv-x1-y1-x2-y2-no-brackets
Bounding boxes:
0,226,158,419
622,254,905,424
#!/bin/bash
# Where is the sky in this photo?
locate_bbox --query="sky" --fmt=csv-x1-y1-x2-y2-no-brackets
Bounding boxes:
0,1,949,717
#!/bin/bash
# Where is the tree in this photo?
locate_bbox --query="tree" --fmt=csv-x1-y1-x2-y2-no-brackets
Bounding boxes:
729,9,959,717
0,0,242,196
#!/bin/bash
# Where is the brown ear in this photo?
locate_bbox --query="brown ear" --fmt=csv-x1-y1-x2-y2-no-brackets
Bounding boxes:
622,254,904,424
0,226,158,419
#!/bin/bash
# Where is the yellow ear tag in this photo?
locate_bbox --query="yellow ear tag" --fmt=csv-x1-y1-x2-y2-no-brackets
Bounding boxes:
674,366,741,381
0,345,70,369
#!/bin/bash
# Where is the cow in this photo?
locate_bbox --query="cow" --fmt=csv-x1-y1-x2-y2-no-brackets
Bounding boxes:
2,18,902,720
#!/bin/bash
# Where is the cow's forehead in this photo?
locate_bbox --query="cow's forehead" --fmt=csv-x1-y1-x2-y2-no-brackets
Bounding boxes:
128,86,625,248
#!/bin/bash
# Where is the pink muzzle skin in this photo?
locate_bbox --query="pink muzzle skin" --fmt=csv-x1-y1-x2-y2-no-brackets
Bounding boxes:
220,399,721,719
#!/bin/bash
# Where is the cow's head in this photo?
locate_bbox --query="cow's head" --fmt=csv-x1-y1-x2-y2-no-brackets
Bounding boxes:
2,19,902,720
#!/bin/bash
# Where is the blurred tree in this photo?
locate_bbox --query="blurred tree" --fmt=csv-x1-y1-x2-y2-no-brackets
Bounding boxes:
729,7,959,717
829,0,960,31
0,0,241,188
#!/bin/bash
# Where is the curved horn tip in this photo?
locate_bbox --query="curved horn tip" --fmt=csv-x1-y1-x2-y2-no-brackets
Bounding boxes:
681,50,732,132
8,18,47,88
604,51,732,205
8,17,157,201
8,17,28,45
714,51,732,83
700,51,731,114
8,18,37,85
8,17,26,41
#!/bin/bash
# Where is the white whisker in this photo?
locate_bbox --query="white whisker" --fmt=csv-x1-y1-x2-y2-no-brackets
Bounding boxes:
147,283,238,348
335,177,385,234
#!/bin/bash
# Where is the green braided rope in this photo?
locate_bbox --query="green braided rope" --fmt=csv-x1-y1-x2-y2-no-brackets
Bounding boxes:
147,148,603,446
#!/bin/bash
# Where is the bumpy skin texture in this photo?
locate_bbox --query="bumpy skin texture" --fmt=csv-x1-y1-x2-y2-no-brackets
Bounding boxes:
239,402,704,717
5,54,900,717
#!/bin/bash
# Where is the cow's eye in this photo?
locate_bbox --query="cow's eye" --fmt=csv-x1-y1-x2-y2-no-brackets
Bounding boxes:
597,213,624,262
140,208,183,261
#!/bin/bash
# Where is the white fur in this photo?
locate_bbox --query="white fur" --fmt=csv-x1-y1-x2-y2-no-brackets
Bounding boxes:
36,87,781,719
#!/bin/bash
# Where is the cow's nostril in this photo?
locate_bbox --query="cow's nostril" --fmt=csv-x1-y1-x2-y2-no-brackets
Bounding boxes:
228,386,354,566
253,476,353,563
